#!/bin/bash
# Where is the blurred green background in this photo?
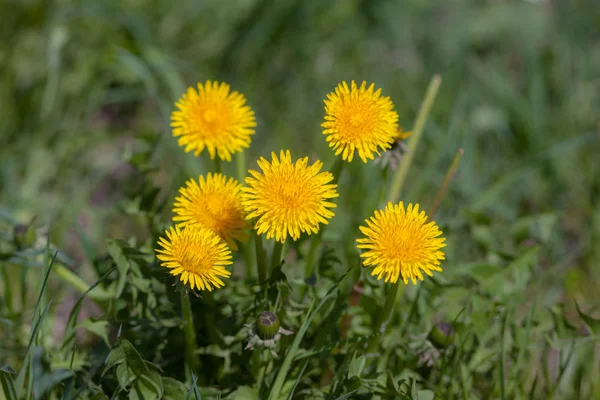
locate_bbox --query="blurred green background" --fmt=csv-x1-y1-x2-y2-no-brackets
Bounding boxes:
1,0,600,396
2,0,599,292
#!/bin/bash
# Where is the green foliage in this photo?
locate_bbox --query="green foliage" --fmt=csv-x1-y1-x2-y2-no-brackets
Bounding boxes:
2,0,600,399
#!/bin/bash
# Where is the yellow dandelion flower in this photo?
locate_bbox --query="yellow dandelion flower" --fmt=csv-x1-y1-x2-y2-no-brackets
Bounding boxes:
173,173,249,251
322,80,399,163
156,226,232,291
357,202,446,284
171,81,256,161
242,150,339,243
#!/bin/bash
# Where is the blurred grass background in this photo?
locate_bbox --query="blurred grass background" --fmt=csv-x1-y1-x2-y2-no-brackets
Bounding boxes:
1,0,600,395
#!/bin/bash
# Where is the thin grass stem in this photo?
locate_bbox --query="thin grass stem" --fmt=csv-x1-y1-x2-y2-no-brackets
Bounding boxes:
388,75,442,203
429,148,463,217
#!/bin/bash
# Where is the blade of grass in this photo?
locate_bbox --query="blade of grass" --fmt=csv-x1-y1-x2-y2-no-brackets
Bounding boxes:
333,389,360,400
269,270,350,400
1,365,17,400
53,263,113,301
74,221,97,264
186,371,201,400
286,360,309,400
429,148,463,217
15,250,57,394
60,266,116,352
500,310,509,400
20,301,53,399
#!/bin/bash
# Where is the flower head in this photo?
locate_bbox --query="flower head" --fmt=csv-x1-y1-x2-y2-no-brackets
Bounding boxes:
171,81,256,161
242,150,338,243
156,226,232,291
357,202,446,284
173,173,249,250
322,80,398,163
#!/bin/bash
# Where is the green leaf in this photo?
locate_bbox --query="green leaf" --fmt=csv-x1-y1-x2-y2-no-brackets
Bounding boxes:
162,378,187,400
116,363,133,388
103,342,126,376
76,319,111,346
225,386,258,399
136,362,163,399
347,352,366,380
129,376,162,400
416,390,435,400
107,239,133,298
1,365,17,400
385,372,403,394
103,338,163,397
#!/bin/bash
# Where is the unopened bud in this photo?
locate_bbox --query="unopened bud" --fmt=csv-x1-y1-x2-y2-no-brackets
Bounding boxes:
429,322,455,349
256,311,280,340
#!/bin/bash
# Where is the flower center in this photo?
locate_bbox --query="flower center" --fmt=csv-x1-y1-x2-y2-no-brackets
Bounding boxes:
386,229,424,263
276,185,303,211
179,244,213,274
194,103,230,136
337,100,377,140
203,109,217,123
205,192,223,214
350,114,364,127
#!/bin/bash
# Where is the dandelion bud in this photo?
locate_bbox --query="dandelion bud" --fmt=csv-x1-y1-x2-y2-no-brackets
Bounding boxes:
428,322,456,349
256,311,280,340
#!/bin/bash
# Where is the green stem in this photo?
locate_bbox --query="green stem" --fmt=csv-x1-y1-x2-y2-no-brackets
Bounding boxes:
301,158,345,297
243,242,254,279
367,283,401,353
429,147,463,218
329,157,345,184
256,350,269,393
388,75,442,203
254,232,268,282
53,264,112,301
202,291,220,345
180,289,200,373
270,241,284,272
303,231,322,287
236,150,246,184
214,157,222,174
